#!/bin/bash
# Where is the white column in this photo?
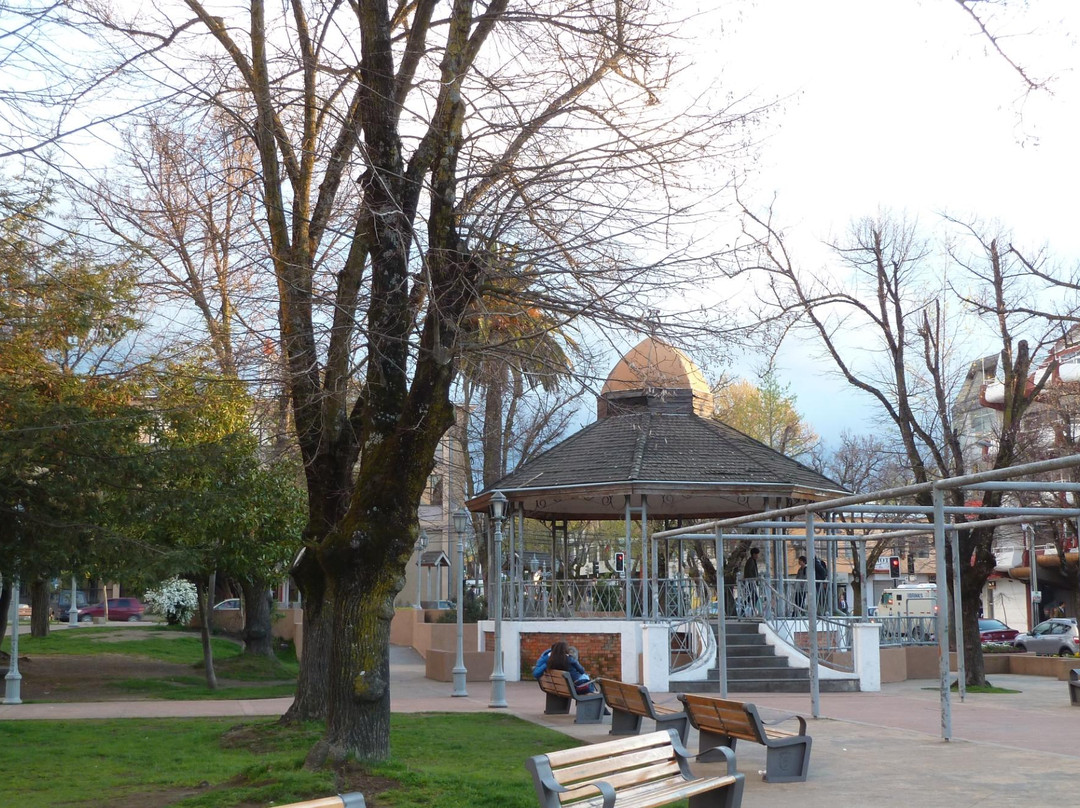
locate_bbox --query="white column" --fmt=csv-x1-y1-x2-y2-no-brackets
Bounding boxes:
641,622,669,692
852,622,882,692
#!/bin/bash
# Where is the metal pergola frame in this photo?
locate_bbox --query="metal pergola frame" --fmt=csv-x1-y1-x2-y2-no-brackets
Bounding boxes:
654,454,1080,741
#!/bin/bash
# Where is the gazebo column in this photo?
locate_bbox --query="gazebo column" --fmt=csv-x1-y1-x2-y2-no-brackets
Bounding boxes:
623,495,632,618
516,504,525,618
506,510,516,619
641,494,650,619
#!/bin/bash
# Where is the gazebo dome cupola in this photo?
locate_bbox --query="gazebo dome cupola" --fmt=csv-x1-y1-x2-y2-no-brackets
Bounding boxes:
598,337,714,418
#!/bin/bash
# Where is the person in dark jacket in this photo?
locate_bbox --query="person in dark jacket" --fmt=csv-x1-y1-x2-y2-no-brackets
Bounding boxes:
533,640,594,693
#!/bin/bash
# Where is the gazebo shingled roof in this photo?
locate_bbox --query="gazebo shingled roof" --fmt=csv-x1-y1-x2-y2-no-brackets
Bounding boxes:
468,337,847,520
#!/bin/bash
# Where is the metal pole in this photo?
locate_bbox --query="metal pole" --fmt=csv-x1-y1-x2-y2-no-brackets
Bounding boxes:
806,514,820,718
4,574,22,704
69,575,79,626
857,542,869,617
949,525,965,701
489,492,508,708
933,488,952,741
452,508,469,697
1027,524,1040,628
715,527,728,698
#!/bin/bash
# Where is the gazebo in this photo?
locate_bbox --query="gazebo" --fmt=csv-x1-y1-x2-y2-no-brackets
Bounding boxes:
466,337,849,691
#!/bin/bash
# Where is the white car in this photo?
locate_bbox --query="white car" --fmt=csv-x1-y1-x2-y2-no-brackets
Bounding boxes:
213,598,241,611
1013,618,1079,656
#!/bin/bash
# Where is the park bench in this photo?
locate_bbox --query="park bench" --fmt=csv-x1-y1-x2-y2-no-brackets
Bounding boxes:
597,678,689,742
276,792,366,807
1070,669,1080,706
525,728,745,808
538,669,605,724
678,693,812,783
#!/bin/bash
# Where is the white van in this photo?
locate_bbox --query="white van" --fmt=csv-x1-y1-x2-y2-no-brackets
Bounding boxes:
878,584,937,618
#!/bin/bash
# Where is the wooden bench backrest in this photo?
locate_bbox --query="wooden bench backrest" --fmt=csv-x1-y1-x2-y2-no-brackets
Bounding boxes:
679,694,761,744
597,678,652,716
540,731,685,805
539,669,574,698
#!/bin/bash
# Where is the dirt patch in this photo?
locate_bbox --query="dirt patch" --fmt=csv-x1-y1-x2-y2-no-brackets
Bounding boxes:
14,653,198,701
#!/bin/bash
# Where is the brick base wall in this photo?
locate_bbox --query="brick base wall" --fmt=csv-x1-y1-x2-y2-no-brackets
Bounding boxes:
515,631,623,681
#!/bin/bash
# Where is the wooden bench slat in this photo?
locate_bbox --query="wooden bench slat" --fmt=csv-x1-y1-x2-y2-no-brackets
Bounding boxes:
527,729,744,808
679,693,812,784
596,678,690,743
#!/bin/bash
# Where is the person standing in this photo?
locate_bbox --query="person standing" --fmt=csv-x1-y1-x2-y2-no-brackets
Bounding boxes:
743,547,761,615
793,555,807,614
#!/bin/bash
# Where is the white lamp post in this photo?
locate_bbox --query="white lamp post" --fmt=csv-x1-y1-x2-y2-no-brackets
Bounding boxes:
4,574,22,704
452,507,470,697
488,490,508,708
415,530,429,609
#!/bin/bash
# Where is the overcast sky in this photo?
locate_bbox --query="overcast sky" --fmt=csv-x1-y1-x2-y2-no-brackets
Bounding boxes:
683,0,1080,446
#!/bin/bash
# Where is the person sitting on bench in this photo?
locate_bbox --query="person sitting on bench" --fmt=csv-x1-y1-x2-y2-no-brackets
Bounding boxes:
533,640,594,693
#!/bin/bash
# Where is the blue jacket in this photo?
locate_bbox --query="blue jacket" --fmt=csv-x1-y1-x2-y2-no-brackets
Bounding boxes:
533,649,590,687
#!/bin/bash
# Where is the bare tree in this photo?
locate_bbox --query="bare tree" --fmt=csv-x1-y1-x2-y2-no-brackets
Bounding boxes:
742,207,1066,685
1,0,763,760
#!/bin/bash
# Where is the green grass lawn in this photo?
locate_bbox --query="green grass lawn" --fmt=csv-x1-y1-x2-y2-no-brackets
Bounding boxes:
2,625,298,699
2,625,246,664
0,713,576,808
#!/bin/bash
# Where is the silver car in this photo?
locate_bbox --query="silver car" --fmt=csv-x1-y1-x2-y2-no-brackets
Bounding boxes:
1013,618,1079,656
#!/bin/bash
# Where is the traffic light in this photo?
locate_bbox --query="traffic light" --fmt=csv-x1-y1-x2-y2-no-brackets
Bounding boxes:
614,552,625,573
889,555,901,578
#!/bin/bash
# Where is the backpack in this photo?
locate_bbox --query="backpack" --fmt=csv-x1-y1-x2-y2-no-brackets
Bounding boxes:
814,558,828,580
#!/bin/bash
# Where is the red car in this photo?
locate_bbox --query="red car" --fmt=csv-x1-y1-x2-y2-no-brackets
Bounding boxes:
979,618,1019,643
81,597,145,622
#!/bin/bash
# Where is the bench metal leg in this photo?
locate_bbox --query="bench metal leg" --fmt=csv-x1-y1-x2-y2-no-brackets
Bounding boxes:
574,694,605,724
544,692,571,714
687,774,745,808
609,708,643,736
1070,682,1080,707
698,728,738,756
655,713,690,744
763,737,812,783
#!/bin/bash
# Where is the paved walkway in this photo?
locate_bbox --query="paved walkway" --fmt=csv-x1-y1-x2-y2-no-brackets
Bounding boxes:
3,646,1078,806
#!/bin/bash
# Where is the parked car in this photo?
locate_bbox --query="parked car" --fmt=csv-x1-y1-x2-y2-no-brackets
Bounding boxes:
1013,618,1079,656
213,598,241,611
51,591,89,621
80,597,145,622
978,618,1019,643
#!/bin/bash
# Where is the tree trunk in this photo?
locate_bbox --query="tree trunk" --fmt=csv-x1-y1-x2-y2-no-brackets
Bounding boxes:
198,574,218,690
29,577,50,637
322,564,399,763
283,550,332,722
240,578,276,658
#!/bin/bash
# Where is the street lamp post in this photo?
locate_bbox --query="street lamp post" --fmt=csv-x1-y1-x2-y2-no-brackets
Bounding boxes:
488,490,508,708
452,507,469,697
415,530,429,609
4,574,22,704
68,575,79,627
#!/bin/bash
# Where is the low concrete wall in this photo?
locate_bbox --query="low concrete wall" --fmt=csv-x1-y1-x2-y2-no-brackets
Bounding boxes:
424,649,494,682
881,646,1078,681
390,607,481,661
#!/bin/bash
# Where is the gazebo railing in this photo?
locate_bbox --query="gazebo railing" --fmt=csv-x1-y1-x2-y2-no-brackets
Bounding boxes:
503,577,711,620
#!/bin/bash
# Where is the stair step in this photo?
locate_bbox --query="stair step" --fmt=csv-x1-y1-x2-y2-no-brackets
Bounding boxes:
724,656,790,670
670,678,860,694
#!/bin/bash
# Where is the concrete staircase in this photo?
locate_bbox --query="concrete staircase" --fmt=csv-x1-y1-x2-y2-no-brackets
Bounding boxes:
670,619,859,694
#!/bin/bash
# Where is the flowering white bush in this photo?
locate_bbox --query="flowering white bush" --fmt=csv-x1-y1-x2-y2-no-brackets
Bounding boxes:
144,577,198,625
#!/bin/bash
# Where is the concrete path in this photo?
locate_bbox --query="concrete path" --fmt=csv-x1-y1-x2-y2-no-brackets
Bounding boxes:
2,645,1078,806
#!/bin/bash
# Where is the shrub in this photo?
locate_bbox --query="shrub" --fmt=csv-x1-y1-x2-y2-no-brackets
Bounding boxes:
144,578,198,625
